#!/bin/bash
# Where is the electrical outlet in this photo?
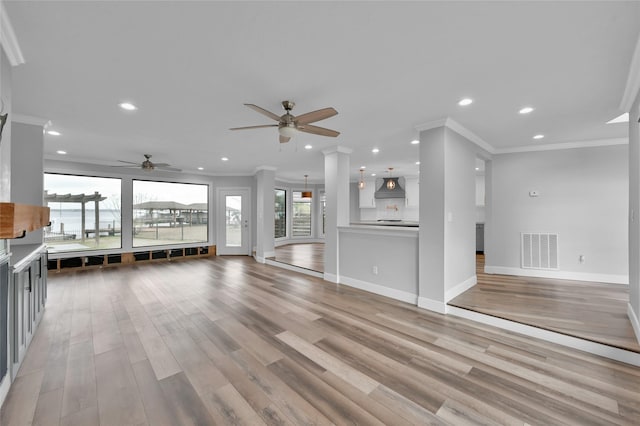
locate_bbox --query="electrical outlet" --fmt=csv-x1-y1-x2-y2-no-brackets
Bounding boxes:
579,255,585,264
372,266,378,275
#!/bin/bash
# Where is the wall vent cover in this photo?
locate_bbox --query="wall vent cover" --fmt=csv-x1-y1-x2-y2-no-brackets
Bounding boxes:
521,233,559,270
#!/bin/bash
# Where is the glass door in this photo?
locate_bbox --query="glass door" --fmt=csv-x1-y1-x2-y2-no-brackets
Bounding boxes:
217,188,251,255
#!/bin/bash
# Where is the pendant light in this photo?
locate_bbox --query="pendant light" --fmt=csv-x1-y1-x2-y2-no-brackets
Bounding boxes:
358,168,366,190
386,167,396,189
301,174,312,198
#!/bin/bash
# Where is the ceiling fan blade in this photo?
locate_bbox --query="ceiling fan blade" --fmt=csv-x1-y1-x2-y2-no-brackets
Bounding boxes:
279,135,290,143
244,104,281,121
298,124,340,137
230,124,278,131
156,166,182,172
152,163,171,167
117,160,139,165
295,107,338,125
111,165,140,168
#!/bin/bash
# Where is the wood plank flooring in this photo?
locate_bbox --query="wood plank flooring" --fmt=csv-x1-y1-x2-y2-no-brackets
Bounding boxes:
2,256,640,425
450,255,640,353
274,242,324,272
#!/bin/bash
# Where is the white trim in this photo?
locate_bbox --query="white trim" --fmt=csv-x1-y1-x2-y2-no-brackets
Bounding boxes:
494,138,628,154
445,275,477,302
338,225,419,238
321,146,353,155
253,165,277,174
324,272,338,283
447,306,640,367
339,275,418,305
11,114,49,126
0,375,10,416
620,33,640,112
262,250,275,259
264,258,324,279
0,1,25,66
417,296,447,315
629,303,640,345
415,117,495,154
484,265,628,285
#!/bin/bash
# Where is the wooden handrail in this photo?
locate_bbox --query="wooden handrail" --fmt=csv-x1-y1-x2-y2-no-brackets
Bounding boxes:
0,203,50,239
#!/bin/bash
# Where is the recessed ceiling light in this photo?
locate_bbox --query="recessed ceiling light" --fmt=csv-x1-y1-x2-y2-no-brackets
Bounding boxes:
119,102,138,111
221,157,229,161
533,134,545,140
360,166,366,169
197,167,204,170
56,150,66,155
371,173,376,177
411,139,420,145
607,113,629,124
458,98,473,106
519,106,534,114
475,167,480,171
304,144,312,150
415,161,420,165
47,130,61,136
372,148,379,153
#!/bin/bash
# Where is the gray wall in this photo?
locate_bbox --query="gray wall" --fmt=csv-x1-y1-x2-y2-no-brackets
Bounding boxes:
10,122,44,244
487,145,628,279
0,47,11,201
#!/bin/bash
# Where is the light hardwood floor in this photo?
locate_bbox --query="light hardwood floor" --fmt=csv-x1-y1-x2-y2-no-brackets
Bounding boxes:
449,255,640,353
274,243,324,272
2,256,640,425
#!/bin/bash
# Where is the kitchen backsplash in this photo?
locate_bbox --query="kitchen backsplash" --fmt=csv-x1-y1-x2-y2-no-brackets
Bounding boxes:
359,199,419,222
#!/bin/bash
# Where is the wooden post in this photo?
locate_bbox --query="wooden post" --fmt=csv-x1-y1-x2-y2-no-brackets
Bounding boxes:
81,202,86,243
95,192,100,246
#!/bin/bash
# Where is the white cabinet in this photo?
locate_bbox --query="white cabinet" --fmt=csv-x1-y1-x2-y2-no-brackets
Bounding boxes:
359,179,376,208
404,177,419,208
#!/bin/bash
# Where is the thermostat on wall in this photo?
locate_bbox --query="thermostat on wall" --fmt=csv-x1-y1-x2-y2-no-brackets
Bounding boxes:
529,190,540,197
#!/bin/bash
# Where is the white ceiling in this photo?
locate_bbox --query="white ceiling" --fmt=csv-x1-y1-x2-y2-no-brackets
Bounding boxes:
4,1,639,182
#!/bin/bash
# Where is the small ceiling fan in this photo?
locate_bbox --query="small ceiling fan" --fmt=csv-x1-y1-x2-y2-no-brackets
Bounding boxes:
112,154,181,172
230,100,340,143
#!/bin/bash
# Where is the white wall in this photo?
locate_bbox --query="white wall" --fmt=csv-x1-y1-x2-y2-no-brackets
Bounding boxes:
629,94,640,333
475,174,485,223
487,145,628,282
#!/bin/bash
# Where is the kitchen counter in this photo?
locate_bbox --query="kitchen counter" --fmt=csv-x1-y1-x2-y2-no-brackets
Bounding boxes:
10,243,46,271
350,221,419,228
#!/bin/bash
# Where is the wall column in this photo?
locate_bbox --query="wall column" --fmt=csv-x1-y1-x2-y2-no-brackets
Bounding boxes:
323,146,352,283
418,124,477,314
255,166,276,263
628,96,640,343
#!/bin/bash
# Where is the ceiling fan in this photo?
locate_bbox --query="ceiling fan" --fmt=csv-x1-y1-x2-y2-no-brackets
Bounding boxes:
230,100,340,143
112,154,181,172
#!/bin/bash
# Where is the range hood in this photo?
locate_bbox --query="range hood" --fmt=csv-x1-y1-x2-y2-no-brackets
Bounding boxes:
374,177,406,199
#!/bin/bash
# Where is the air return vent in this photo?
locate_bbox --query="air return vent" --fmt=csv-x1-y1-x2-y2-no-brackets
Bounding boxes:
521,233,559,270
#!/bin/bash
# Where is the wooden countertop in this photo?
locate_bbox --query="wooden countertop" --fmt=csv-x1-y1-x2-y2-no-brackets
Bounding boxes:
0,202,50,239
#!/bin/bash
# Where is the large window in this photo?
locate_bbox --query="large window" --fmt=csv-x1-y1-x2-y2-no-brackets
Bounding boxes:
133,180,208,247
292,191,312,237
274,189,286,239
44,174,122,253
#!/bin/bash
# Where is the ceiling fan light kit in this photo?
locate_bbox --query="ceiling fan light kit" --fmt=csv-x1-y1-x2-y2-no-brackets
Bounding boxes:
231,100,340,143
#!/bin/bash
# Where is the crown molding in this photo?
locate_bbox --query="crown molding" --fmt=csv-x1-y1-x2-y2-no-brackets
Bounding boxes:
494,137,628,154
12,114,49,126
620,33,640,112
321,145,353,155
0,1,25,66
253,165,277,174
415,117,495,154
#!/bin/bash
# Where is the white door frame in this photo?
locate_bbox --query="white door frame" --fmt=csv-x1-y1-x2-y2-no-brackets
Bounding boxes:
216,187,252,255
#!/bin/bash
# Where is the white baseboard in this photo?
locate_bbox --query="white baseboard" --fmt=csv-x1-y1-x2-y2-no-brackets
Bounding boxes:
417,297,447,315
448,306,640,367
324,272,338,283
629,303,640,345
485,266,628,285
339,276,418,305
254,255,265,264
0,374,10,413
445,275,477,302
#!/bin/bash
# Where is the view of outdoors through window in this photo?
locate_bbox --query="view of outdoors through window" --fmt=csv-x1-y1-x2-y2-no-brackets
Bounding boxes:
292,191,312,237
274,189,286,238
133,180,208,247
44,174,122,253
